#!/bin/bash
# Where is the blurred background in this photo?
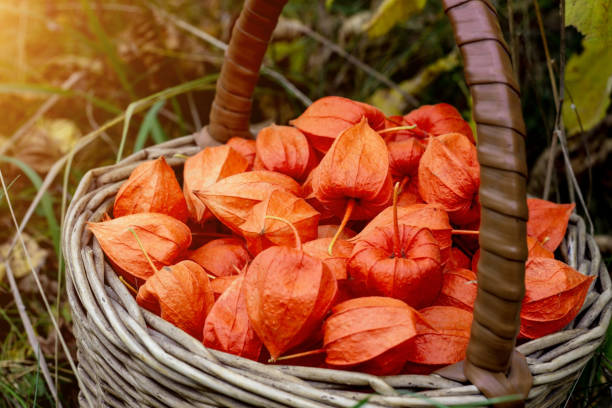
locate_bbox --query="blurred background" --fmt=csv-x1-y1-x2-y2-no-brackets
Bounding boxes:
0,0,610,406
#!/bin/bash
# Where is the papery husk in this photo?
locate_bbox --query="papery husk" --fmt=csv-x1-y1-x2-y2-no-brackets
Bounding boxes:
255,125,317,181
349,225,442,308
114,157,188,222
313,118,393,220
290,96,385,153
244,246,337,360
520,257,594,339
226,137,256,170
527,198,575,252
203,275,263,360
435,268,477,311
418,133,479,223
88,213,191,284
188,237,251,277
404,306,472,373
323,296,421,375
137,260,214,340
194,171,301,232
351,204,452,263
183,145,248,224
238,189,319,256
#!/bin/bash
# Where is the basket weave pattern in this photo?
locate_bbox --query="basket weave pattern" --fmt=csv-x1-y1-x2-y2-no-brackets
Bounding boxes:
64,136,612,408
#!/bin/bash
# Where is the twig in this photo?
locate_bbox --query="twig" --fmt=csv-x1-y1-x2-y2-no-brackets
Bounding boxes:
261,67,312,107
4,261,61,408
0,169,93,408
533,0,560,200
507,0,518,81
0,72,84,156
276,18,419,108
152,5,315,108
86,97,117,155
186,91,202,130
533,0,559,105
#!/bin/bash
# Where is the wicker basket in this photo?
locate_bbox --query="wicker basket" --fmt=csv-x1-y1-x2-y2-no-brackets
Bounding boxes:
62,0,612,407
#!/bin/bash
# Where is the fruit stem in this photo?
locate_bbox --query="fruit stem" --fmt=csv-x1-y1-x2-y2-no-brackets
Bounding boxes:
128,227,158,275
378,125,417,134
264,215,302,251
392,182,401,257
328,198,355,256
119,276,138,295
173,153,190,160
269,348,326,363
451,229,480,236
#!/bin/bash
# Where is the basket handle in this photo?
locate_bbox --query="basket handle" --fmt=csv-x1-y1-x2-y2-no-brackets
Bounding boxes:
201,0,531,404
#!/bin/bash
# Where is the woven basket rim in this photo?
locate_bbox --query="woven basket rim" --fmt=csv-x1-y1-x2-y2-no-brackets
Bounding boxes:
62,135,612,408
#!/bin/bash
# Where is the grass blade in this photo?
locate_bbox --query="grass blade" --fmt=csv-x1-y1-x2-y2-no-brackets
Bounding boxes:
80,0,135,98
133,100,166,152
0,156,60,259
0,83,121,114
116,74,217,162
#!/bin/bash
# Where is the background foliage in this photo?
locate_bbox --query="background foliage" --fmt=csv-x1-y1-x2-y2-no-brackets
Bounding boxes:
0,0,610,406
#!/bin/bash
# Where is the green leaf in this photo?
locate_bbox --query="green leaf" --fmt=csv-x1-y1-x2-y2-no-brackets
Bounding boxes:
566,0,612,47
364,0,427,38
562,39,612,135
133,100,166,153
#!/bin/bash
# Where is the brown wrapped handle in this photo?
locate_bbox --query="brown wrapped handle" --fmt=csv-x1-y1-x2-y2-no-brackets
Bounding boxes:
204,0,531,404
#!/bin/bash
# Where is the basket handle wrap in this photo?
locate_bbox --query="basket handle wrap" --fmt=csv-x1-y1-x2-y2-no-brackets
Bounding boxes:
205,0,532,403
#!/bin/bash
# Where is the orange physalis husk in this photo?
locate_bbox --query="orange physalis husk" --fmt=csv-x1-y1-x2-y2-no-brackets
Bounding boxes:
238,189,320,256
211,275,241,300
397,176,424,206
290,96,386,153
403,306,473,374
323,297,422,375
349,225,442,308
226,137,256,170
352,204,452,263
88,213,191,284
194,170,301,232
188,237,251,277
418,133,479,225
519,257,594,339
203,275,263,360
401,103,475,144
527,236,554,259
388,138,425,179
136,260,214,340
244,244,337,361
255,125,317,181
448,247,472,270
302,169,336,222
527,198,575,252
317,224,356,240
183,145,248,224
313,117,393,221
113,157,189,222
435,268,477,311
303,238,354,281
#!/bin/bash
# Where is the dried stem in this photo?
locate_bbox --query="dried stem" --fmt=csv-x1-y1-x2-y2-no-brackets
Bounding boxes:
392,182,401,257
328,198,355,256
119,276,138,295
378,125,417,134
270,348,326,363
264,215,302,252
451,229,480,236
128,227,158,275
